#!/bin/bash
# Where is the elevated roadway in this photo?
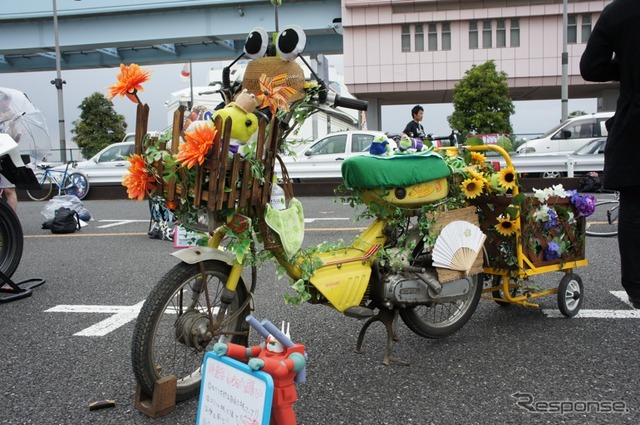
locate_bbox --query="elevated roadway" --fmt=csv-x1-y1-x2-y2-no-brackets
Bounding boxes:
0,0,343,73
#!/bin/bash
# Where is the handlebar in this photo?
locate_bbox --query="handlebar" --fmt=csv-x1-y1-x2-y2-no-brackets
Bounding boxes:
326,91,368,111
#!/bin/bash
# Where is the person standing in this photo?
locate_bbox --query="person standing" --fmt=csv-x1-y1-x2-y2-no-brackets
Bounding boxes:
402,105,426,139
580,0,640,308
0,91,18,213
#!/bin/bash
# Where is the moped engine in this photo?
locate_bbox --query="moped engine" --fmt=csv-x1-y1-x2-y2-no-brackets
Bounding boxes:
382,268,472,307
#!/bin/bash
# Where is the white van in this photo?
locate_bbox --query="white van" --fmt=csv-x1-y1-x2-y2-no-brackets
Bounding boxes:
516,112,613,155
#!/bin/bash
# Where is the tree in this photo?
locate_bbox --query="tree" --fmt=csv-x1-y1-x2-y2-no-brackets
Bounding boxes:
447,61,515,136
71,92,127,159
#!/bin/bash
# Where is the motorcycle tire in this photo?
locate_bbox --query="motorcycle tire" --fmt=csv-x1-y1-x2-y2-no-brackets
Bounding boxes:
0,199,23,278
131,260,249,401
399,273,482,339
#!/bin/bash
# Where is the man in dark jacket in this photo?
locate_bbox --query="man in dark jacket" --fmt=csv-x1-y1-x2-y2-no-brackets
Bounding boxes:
580,0,640,308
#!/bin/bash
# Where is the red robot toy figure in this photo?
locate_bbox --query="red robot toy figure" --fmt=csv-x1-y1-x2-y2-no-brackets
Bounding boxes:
213,317,306,425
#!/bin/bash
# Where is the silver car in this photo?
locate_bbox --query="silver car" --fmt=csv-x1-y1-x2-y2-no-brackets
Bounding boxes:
277,130,393,181
55,141,135,185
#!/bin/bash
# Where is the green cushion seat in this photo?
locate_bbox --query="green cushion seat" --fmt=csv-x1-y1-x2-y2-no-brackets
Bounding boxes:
341,153,451,189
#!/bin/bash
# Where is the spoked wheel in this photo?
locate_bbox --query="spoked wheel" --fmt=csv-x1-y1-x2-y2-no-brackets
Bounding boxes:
26,172,53,201
557,273,583,317
131,260,249,401
63,173,89,200
585,200,619,237
399,274,482,338
0,200,23,278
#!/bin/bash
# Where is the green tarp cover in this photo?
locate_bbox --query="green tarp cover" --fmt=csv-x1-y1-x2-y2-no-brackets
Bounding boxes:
341,153,451,189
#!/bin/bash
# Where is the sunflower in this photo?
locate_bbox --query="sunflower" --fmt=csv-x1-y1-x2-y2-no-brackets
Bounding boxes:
255,73,297,114
498,167,517,189
465,166,485,181
122,154,155,201
494,216,518,237
176,123,217,168
460,177,484,199
469,151,486,165
108,63,152,103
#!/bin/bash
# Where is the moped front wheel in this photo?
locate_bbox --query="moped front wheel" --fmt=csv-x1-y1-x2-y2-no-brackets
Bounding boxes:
131,260,249,401
399,273,482,338
0,200,23,278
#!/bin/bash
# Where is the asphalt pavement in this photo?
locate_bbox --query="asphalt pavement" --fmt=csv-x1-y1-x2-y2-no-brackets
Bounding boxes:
1,196,639,425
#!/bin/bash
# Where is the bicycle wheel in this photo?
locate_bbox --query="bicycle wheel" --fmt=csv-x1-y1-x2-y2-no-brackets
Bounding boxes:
63,172,89,200
131,260,249,401
0,200,23,278
585,200,619,237
26,172,53,201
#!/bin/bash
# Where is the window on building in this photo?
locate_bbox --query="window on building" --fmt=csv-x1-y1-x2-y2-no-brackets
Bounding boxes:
469,21,478,49
482,20,492,48
582,14,592,43
428,23,438,51
442,22,451,50
510,18,520,47
568,14,577,44
401,24,411,52
497,19,506,47
415,24,424,52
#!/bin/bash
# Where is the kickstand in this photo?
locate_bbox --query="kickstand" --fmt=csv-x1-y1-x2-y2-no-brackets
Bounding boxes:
0,270,45,303
355,308,409,366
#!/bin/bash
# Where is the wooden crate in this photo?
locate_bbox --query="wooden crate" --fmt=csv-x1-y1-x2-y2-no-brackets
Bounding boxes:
470,194,586,271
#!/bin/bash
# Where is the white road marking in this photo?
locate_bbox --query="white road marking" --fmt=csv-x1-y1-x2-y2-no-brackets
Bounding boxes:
543,291,640,318
46,301,145,336
96,219,148,228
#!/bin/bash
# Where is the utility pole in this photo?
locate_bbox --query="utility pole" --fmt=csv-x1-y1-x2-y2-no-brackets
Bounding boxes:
51,0,68,162
561,0,569,122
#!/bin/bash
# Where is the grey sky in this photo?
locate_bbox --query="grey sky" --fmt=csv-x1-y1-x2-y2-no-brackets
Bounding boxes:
2,56,596,160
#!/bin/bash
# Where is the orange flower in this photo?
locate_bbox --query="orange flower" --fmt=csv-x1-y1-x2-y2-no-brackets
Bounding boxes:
255,73,297,114
122,154,155,201
108,63,151,104
176,123,217,168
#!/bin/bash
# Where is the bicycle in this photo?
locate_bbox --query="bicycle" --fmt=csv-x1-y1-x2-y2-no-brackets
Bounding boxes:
26,161,89,201
585,192,619,237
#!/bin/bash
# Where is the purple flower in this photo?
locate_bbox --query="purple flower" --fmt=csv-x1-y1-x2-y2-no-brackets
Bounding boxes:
543,208,558,230
569,190,596,217
545,241,561,261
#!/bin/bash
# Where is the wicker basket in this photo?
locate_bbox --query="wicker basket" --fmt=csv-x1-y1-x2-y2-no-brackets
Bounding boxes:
136,106,293,246
470,194,586,271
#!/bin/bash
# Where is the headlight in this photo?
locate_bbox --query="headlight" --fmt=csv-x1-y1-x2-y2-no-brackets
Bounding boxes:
518,146,536,154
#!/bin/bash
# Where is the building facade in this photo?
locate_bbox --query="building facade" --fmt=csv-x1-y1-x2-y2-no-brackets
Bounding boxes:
342,0,617,130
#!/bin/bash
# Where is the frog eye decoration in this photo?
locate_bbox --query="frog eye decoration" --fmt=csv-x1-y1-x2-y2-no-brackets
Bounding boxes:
276,25,306,61
244,27,269,59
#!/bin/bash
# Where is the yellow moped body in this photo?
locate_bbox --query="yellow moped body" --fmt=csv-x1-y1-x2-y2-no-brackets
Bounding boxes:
309,220,386,312
359,178,448,209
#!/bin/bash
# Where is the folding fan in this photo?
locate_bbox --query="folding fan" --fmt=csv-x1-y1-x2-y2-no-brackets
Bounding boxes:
432,220,486,272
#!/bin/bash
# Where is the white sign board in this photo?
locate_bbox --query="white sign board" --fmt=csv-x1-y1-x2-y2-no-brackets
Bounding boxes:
196,352,274,425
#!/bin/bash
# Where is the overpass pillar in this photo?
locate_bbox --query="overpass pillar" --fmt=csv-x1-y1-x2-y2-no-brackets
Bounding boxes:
597,89,618,112
362,97,380,131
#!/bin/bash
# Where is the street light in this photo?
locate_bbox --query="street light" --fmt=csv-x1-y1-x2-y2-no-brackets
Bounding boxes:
51,0,81,163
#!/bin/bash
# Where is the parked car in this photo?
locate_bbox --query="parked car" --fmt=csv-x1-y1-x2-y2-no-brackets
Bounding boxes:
54,141,135,186
507,137,605,178
276,130,394,180
516,112,612,155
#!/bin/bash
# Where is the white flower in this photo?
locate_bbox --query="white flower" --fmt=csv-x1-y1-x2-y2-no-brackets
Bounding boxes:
534,204,551,222
551,184,567,198
533,188,549,203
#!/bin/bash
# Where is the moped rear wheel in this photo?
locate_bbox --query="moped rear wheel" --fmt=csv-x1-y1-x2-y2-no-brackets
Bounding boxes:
131,260,249,401
0,200,23,278
399,273,482,338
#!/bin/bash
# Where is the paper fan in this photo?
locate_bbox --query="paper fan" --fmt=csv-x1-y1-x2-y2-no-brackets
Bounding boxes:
432,220,486,272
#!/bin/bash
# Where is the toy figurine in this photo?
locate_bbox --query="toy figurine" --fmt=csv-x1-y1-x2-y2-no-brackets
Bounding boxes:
212,89,260,156
398,134,424,153
369,134,392,156
213,317,306,425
